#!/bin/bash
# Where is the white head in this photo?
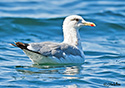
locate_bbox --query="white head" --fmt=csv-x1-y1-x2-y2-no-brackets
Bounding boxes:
63,15,95,30
62,15,95,47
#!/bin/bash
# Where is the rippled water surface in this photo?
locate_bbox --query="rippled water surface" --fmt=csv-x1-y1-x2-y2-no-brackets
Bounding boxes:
0,0,125,88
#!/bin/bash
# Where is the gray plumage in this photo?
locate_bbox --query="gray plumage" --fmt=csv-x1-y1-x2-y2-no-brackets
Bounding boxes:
11,15,95,64
28,42,82,59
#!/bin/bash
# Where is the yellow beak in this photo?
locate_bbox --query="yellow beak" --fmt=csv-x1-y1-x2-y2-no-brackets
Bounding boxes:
83,22,96,27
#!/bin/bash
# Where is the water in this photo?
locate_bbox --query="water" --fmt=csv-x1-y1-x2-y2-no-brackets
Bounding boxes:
0,0,125,88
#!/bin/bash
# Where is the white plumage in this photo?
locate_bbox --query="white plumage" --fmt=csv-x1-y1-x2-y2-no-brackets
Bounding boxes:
12,15,95,65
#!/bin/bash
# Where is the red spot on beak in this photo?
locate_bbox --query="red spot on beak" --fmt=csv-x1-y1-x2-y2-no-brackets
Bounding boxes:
90,24,95,27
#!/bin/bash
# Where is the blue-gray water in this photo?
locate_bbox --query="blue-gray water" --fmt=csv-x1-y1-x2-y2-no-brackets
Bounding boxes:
0,0,125,88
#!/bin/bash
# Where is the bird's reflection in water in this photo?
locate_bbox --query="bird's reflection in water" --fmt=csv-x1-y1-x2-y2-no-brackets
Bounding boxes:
15,64,83,80
63,66,80,79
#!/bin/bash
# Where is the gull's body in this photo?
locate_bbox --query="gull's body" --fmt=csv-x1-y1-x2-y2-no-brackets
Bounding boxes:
12,15,95,65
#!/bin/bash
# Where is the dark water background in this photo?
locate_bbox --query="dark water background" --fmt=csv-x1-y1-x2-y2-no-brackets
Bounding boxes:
0,0,125,88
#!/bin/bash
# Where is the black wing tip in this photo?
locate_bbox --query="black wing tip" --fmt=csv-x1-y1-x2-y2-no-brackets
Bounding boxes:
11,42,41,54
11,42,29,49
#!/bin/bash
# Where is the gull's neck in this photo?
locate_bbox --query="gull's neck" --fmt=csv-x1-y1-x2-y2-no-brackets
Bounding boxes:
63,27,82,49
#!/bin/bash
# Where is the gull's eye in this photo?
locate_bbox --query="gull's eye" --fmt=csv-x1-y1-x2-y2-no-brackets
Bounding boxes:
71,18,79,21
75,18,79,21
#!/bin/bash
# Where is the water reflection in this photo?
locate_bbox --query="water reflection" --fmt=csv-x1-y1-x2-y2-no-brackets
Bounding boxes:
15,64,83,80
63,66,80,79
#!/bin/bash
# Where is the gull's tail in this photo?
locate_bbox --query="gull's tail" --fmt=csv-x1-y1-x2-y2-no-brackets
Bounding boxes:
11,42,29,49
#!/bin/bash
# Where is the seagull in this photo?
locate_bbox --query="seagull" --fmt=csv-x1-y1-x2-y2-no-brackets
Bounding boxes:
11,15,95,65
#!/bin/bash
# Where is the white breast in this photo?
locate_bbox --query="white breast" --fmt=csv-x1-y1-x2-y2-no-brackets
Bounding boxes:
23,49,84,65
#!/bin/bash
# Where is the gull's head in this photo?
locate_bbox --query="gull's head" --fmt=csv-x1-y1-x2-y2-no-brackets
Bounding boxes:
63,15,95,30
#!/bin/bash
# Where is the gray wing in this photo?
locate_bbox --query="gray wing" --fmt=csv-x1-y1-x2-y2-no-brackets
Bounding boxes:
28,42,82,59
